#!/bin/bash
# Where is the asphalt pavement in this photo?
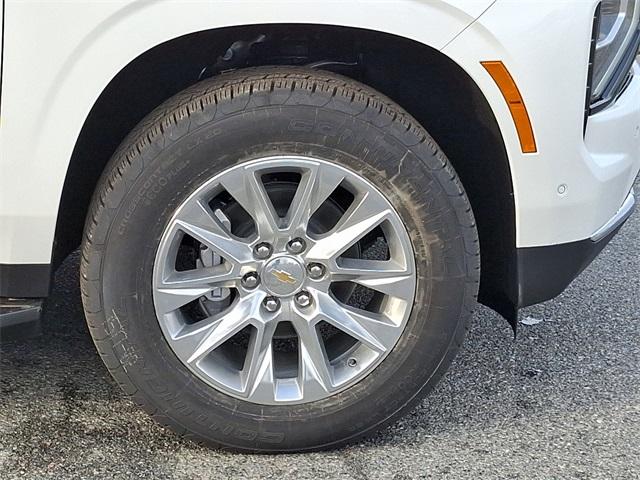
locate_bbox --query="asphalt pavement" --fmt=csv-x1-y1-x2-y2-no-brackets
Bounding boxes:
1,185,639,479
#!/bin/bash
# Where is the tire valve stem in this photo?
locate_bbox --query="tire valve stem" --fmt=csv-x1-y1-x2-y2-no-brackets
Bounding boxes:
347,358,357,368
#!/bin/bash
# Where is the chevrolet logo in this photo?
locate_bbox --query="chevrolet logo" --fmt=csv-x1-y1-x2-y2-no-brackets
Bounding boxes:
272,269,297,284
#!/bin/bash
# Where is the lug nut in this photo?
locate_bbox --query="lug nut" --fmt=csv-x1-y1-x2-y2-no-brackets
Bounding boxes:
287,238,306,254
241,272,260,289
347,357,358,367
307,263,325,279
263,297,280,313
254,242,272,259
294,291,312,308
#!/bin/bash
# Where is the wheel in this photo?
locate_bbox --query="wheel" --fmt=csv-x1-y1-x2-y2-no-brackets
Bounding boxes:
81,67,479,452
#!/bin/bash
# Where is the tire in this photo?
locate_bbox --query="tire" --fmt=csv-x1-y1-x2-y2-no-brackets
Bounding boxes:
80,66,480,452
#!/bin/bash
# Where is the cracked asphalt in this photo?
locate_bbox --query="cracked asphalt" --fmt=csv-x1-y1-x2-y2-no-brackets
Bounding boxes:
1,185,639,479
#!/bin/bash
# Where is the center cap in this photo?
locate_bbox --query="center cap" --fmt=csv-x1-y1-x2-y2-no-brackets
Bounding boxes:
262,256,305,296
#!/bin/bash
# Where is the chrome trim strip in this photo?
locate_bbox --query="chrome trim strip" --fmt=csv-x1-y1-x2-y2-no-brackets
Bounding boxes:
591,190,636,242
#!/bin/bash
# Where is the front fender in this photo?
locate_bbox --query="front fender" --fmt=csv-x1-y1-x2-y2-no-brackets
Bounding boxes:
0,0,494,264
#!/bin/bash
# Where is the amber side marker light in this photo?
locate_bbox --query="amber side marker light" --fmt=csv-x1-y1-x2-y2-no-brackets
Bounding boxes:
481,61,537,153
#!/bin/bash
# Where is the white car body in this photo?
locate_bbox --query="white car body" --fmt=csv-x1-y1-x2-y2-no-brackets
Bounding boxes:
0,0,638,321
1,0,639,450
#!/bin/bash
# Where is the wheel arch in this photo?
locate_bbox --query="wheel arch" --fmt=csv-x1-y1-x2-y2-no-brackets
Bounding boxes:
54,24,518,325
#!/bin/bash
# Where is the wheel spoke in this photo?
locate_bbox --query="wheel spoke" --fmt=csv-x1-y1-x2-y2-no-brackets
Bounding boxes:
286,165,344,234
293,317,334,394
174,199,253,264
219,168,280,240
155,266,240,314
314,291,399,353
163,265,239,289
306,193,391,260
170,294,259,364
331,258,414,301
241,321,278,400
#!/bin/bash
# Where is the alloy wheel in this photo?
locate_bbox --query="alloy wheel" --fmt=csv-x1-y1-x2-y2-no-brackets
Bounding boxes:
152,156,416,404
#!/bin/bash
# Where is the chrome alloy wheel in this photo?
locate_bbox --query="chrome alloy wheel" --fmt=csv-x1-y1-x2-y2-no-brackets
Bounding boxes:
152,156,416,404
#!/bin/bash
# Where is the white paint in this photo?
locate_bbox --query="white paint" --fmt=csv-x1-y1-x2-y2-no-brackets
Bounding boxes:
443,0,640,246
0,0,639,264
